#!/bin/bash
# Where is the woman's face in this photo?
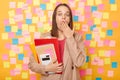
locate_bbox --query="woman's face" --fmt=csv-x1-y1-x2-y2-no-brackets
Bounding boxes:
56,6,70,30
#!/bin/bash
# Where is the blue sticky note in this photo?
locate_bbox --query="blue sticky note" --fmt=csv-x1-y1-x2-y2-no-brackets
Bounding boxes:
12,38,18,45
18,54,24,60
86,34,92,40
73,16,78,22
16,29,22,36
86,56,89,62
26,19,32,24
110,0,115,4
112,62,117,68
91,6,97,12
40,4,46,10
107,30,113,36
90,25,96,31
96,77,102,80
5,26,11,32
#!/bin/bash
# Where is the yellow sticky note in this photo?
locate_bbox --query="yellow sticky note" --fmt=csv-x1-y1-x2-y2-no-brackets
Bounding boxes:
98,50,105,57
24,7,31,13
16,64,22,69
100,31,105,38
50,0,56,3
47,3,53,10
32,17,39,23
9,18,15,24
19,46,23,53
33,0,40,6
25,36,31,42
85,76,92,80
94,18,101,25
8,10,15,17
111,4,117,11
3,62,10,68
2,33,8,40
38,27,44,33
40,16,46,22
43,24,51,32
91,54,97,61
9,50,16,57
11,26,18,32
87,0,94,6
103,12,109,19
5,77,12,80
29,25,36,32
95,0,102,5
74,23,80,30
22,24,28,31
104,58,111,64
90,41,96,47
22,72,28,79
81,63,88,69
17,2,24,8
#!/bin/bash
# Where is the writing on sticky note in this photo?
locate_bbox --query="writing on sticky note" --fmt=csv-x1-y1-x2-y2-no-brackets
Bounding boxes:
16,64,22,69
108,70,114,77
29,25,35,32
98,50,105,57
90,41,96,47
98,4,104,10
101,21,107,28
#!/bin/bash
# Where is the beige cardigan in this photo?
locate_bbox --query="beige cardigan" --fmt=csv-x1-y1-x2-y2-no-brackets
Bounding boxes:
35,32,86,80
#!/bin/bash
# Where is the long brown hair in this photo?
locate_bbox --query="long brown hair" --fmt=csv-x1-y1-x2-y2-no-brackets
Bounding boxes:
51,3,73,37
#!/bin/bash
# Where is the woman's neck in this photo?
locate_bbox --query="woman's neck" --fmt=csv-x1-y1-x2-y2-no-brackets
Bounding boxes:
58,30,65,40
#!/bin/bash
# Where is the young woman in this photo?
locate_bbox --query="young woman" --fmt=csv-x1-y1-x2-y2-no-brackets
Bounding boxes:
28,3,86,80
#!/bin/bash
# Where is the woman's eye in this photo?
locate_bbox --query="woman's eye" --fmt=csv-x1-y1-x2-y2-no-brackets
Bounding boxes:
57,13,62,16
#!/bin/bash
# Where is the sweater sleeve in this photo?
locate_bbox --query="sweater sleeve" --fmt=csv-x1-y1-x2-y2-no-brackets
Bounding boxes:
66,32,86,67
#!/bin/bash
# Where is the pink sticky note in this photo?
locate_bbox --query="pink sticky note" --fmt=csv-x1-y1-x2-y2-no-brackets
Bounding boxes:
22,31,30,36
16,8,22,14
98,68,104,74
94,36,100,42
89,48,95,54
10,70,16,76
98,4,105,10
79,70,86,76
2,54,8,60
86,69,92,75
9,2,16,8
68,1,75,8
82,24,88,32
48,11,53,18
14,15,23,22
84,40,90,46
11,45,19,53
112,21,118,28
110,50,115,56
24,44,30,50
9,32,15,38
4,19,9,26
98,59,104,66
14,68,20,75
37,22,43,28
108,70,114,77
81,0,86,2
91,60,97,65
101,21,107,28
109,40,115,47
17,22,22,28
34,32,41,39
85,6,91,12
26,0,32,4
5,43,11,49
93,11,102,18
79,15,85,22
97,40,104,47
19,38,25,44
78,2,85,8
26,13,32,19
22,64,28,70
22,4,28,10
10,58,16,64
35,8,44,17
104,40,110,46
105,50,111,57
30,75,37,80
23,57,29,64
87,20,93,26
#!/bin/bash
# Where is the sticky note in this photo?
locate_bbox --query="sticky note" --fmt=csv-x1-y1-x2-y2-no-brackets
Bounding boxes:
109,0,115,4
5,77,12,80
5,26,11,32
98,4,104,10
112,21,118,28
19,38,25,44
32,17,39,23
89,48,95,54
12,38,18,45
34,32,41,39
17,2,24,8
91,6,97,12
111,50,115,56
14,14,24,22
23,57,29,64
111,4,117,11
82,24,88,31
98,68,104,74
47,3,53,10
9,2,16,8
30,75,36,80
33,0,40,6
90,41,96,47
94,18,101,25
22,24,28,31
85,76,92,80
109,40,115,47
24,6,31,13
2,33,8,40
86,34,92,40
93,11,102,18
101,21,107,28
9,32,15,38
26,0,32,4
103,12,109,19
40,16,46,22
16,64,22,69
9,50,16,57
11,26,18,32
96,77,101,80
104,58,111,64
90,25,96,31
86,68,92,75
105,50,111,57
108,70,114,77
4,19,9,26
40,4,46,10
98,50,105,57
73,16,78,22
26,19,32,24
22,64,28,70
100,31,105,38
16,8,22,14
3,61,10,68
79,70,86,76
112,62,117,68
107,30,113,36
87,0,94,6
86,56,89,62
25,36,31,42
95,0,102,5
22,72,28,79
29,25,36,32
16,29,22,36
10,58,16,64
18,54,24,60
2,54,8,60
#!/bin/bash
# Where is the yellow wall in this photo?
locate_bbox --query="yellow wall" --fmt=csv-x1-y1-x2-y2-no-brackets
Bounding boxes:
0,0,120,80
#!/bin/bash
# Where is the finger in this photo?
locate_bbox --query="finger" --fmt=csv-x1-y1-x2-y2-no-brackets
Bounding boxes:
53,59,57,64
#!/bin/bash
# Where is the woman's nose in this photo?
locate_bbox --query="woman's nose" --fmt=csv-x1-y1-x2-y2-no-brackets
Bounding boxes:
62,15,66,19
